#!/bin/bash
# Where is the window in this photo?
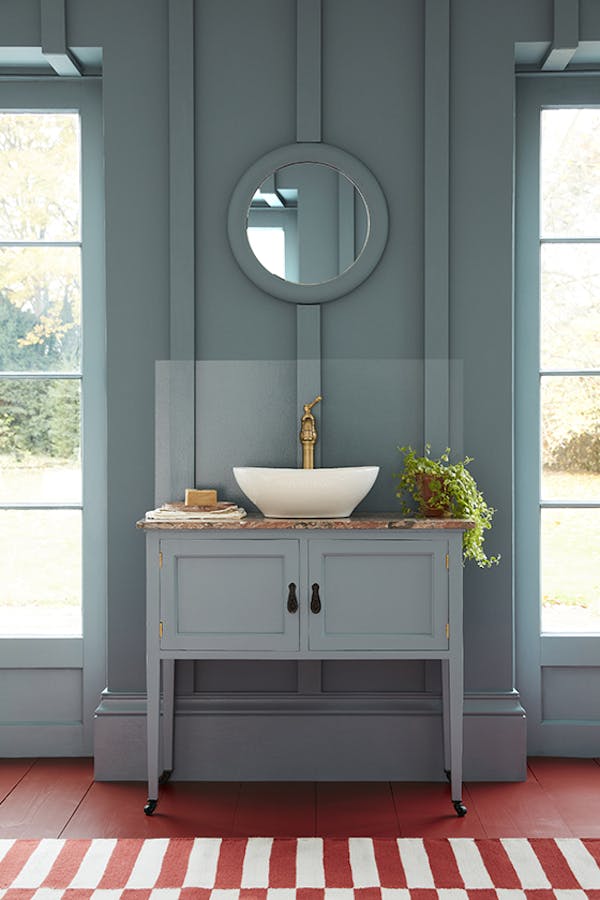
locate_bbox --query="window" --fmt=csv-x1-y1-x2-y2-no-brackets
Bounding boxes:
539,108,600,634
0,112,82,636
0,81,104,755
0,82,104,654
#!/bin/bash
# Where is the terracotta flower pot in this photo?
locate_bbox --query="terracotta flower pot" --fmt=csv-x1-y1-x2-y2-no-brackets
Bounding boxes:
416,472,452,518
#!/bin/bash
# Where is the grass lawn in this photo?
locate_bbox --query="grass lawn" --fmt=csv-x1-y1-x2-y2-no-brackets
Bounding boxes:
0,455,81,636
541,471,600,633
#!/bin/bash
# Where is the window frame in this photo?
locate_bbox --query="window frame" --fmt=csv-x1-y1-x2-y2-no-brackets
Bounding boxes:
515,74,600,753
0,81,105,751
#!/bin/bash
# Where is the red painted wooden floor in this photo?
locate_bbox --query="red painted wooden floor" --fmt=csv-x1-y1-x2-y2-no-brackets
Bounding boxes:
0,757,599,839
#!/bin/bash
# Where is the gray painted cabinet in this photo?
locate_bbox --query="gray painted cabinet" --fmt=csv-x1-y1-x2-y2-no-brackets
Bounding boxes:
142,521,467,816
160,535,449,654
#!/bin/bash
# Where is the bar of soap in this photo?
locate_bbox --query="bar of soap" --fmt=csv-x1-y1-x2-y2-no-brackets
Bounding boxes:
185,488,217,507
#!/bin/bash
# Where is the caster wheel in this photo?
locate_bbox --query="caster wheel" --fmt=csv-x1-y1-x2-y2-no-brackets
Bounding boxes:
144,798,158,816
444,769,451,782
159,769,172,785
453,800,467,817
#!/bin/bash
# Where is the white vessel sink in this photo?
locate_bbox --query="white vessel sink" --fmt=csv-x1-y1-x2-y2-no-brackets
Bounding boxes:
233,466,379,518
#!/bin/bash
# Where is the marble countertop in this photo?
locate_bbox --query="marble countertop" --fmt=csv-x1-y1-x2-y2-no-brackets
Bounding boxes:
137,513,474,531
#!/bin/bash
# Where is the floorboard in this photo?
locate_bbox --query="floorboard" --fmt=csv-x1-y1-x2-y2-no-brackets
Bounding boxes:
465,765,573,838
391,782,487,837
0,758,93,838
528,756,600,837
0,757,598,838
0,759,35,804
316,782,399,836
233,782,315,837
61,780,240,839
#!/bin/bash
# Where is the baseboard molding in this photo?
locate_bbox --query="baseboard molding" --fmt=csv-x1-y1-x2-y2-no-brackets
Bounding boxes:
94,689,527,781
0,722,85,757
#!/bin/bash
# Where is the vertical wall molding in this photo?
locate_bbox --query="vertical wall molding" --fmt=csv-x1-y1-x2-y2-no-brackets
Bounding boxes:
296,0,322,142
40,0,82,76
296,2,323,696
423,0,450,454
169,0,196,362
164,0,196,500
295,0,323,464
542,0,579,71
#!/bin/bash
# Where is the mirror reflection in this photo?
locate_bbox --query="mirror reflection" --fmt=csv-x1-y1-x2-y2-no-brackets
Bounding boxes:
247,162,369,286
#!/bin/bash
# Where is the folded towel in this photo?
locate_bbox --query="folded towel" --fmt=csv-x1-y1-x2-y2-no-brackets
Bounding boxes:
145,501,247,522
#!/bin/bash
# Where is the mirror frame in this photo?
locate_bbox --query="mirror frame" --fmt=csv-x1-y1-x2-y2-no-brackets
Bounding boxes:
227,143,388,304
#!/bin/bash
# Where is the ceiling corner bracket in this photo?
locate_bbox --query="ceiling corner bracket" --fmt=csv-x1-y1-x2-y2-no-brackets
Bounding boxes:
40,0,83,76
542,0,579,72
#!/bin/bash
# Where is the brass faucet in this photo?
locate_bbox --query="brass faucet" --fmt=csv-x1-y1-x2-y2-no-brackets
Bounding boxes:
299,395,322,469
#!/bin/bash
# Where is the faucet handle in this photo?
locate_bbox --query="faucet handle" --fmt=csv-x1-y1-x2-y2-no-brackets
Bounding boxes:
304,395,322,413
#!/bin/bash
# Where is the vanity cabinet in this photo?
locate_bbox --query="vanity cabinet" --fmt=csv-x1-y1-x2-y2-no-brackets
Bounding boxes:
140,518,470,818
159,536,449,654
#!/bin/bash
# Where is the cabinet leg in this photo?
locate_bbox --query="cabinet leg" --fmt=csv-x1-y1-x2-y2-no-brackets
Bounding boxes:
441,658,451,775
162,658,175,774
147,653,161,811
447,654,464,811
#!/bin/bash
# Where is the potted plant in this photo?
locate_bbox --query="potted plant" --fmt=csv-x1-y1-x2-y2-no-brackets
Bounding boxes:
394,444,500,568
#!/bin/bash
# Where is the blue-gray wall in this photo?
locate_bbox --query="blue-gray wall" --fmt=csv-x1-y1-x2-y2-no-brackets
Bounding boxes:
185,0,524,779
2,0,600,777
194,0,423,512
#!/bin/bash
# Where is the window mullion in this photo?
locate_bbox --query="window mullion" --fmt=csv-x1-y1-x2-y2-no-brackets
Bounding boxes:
0,241,81,248
0,372,81,379
541,237,600,244
0,503,83,510
540,370,600,377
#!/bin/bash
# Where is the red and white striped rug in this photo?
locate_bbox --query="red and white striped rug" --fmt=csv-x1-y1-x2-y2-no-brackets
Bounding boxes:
1,837,600,897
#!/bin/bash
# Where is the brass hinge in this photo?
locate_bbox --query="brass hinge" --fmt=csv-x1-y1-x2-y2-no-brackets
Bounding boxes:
159,621,163,639
445,553,449,570
159,551,163,568
446,622,450,639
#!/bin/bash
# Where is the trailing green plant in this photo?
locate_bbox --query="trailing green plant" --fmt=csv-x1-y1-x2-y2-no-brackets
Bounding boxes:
394,444,500,568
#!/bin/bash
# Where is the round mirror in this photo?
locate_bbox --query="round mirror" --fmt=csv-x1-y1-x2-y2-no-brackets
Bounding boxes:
247,162,369,286
228,143,388,304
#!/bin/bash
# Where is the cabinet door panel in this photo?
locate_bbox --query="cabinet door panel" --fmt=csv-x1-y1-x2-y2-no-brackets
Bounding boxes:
308,539,448,651
160,539,299,651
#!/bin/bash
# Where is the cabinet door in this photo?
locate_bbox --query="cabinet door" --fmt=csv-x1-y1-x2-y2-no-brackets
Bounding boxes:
308,539,448,652
160,539,300,651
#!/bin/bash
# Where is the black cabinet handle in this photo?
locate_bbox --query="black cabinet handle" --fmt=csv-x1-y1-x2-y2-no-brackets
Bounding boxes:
310,583,321,614
287,582,298,613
